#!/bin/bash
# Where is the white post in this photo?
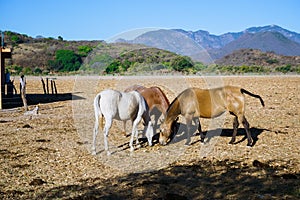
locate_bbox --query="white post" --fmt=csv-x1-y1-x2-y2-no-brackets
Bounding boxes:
20,75,28,111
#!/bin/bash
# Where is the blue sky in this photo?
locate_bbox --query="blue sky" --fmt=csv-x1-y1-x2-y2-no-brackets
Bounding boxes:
1,0,299,41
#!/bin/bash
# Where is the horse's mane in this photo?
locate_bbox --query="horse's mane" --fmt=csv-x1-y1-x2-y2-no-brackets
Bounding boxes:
166,95,181,114
166,88,188,115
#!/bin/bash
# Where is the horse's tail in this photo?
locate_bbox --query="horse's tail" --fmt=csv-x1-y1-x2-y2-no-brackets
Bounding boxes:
241,88,265,107
94,93,104,130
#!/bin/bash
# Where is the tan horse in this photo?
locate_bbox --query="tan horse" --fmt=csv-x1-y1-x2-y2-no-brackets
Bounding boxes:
124,85,170,135
159,86,265,146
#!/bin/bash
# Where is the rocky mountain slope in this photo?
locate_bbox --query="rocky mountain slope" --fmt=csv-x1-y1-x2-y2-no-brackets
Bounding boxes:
121,25,300,62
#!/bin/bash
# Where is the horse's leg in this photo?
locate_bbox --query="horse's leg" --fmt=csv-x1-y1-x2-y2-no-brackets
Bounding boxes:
198,118,205,143
130,118,140,151
185,115,193,145
92,115,99,155
122,121,127,136
143,110,154,146
103,118,112,155
240,115,253,146
136,130,141,148
154,106,164,133
134,122,141,149
153,111,159,135
145,121,154,147
229,116,239,144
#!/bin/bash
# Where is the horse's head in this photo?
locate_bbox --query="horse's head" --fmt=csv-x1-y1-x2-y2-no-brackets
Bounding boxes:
159,117,179,145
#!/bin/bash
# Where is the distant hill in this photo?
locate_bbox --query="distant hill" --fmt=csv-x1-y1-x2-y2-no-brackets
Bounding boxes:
215,48,300,67
127,29,213,63
3,28,300,75
3,31,194,75
3,31,102,70
174,29,242,50
210,31,300,59
244,25,300,43
118,25,300,63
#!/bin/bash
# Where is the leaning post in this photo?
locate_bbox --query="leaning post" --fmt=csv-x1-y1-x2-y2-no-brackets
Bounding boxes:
20,75,28,111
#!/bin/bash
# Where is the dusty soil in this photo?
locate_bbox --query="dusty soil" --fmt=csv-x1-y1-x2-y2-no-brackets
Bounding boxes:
0,75,299,199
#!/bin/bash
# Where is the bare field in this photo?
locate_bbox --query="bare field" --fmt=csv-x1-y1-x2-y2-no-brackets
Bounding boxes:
0,75,299,199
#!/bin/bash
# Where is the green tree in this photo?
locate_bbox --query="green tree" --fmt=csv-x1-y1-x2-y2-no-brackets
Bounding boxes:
34,67,43,74
105,60,121,74
171,56,193,72
48,49,82,72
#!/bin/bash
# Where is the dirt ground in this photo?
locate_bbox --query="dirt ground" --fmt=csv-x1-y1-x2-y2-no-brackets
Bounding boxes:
0,75,299,199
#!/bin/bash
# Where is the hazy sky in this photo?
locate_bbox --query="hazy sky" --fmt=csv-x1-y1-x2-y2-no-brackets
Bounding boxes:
1,0,299,41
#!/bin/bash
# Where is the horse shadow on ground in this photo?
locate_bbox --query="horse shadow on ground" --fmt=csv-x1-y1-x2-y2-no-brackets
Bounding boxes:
115,107,164,152
165,122,269,147
2,92,84,109
104,120,269,154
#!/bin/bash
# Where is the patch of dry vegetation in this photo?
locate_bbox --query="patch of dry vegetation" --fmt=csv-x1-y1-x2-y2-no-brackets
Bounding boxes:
0,76,299,199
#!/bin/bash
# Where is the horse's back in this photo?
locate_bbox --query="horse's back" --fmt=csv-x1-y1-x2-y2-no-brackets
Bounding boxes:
177,88,227,118
98,89,121,117
119,90,145,120
124,85,146,92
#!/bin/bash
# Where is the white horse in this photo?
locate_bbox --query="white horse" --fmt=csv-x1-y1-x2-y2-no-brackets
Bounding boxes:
92,89,154,155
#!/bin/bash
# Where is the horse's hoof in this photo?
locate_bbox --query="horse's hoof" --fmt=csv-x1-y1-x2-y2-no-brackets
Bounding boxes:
136,144,141,149
92,151,96,156
107,151,111,156
229,140,235,144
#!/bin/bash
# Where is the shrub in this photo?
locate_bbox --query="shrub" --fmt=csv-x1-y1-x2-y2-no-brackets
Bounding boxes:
171,56,193,72
78,45,93,57
48,49,82,72
34,67,43,74
23,67,32,75
266,59,279,64
105,60,121,74
275,64,291,73
7,65,23,75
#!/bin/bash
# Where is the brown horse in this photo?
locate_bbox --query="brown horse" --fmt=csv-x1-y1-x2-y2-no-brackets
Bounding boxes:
159,86,265,146
124,85,170,135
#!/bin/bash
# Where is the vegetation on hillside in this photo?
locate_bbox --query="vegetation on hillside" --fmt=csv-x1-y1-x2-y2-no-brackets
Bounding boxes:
2,31,300,75
3,31,100,74
198,64,300,74
103,48,202,74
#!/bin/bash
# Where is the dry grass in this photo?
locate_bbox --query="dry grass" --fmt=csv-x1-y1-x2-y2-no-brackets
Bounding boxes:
0,75,299,199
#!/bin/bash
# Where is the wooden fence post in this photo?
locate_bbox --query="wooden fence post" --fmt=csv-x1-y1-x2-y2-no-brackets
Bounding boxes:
41,77,46,94
50,79,54,94
46,78,49,94
53,80,57,94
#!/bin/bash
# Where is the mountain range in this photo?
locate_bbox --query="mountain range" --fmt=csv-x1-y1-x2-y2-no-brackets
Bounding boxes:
116,25,300,63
